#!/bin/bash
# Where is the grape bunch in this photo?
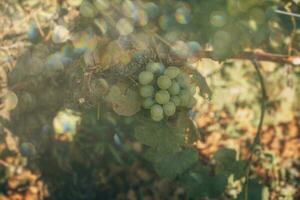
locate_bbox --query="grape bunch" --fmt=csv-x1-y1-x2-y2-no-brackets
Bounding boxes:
138,62,197,121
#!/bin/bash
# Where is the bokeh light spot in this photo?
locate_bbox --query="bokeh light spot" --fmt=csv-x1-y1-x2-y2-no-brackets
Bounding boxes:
3,91,18,111
72,31,98,54
116,18,134,36
171,40,189,58
52,25,70,44
159,15,173,31
210,11,227,27
67,0,83,7
93,0,110,11
136,10,148,26
175,6,191,24
45,53,65,71
122,0,137,19
53,109,81,136
143,2,159,19
187,41,202,57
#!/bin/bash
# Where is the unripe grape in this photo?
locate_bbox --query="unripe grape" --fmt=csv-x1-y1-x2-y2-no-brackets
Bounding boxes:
80,1,96,18
179,89,191,106
163,102,176,116
151,104,163,117
155,90,170,104
150,104,164,121
151,113,164,121
170,95,181,106
176,72,190,88
139,85,154,97
146,62,165,74
142,98,155,109
138,71,154,85
168,81,180,95
164,66,180,79
157,75,172,89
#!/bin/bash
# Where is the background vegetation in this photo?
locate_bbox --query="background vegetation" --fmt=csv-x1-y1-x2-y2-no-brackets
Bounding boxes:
0,0,300,199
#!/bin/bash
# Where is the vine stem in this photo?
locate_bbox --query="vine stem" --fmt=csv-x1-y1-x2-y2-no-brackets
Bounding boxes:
249,59,268,155
197,50,300,65
244,59,268,200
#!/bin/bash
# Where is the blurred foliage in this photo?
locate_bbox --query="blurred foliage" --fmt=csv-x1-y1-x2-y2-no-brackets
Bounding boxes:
0,0,300,199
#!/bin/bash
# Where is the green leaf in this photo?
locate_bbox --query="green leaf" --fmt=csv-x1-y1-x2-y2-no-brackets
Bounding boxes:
134,119,184,153
238,179,264,200
106,83,142,116
191,70,212,99
174,111,201,143
148,148,199,179
214,148,236,162
214,148,247,179
180,166,227,199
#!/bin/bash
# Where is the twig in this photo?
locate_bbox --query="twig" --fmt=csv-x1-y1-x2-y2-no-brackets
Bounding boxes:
275,9,300,18
196,50,300,65
151,36,163,63
33,12,45,38
249,59,268,153
243,59,268,200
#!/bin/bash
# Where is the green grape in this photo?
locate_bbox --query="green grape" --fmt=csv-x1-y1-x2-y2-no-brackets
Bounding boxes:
179,89,191,106
139,85,154,97
157,75,172,89
163,102,176,116
155,90,170,104
142,98,155,109
168,81,180,95
176,72,190,88
151,104,163,117
138,71,154,85
170,95,181,106
164,66,180,79
151,113,164,121
146,62,165,74
80,1,97,18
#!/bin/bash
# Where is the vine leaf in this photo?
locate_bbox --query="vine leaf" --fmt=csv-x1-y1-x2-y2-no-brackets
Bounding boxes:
175,110,200,144
106,83,141,116
238,179,265,200
180,165,227,199
214,148,247,179
191,70,212,99
134,119,184,153
146,148,199,179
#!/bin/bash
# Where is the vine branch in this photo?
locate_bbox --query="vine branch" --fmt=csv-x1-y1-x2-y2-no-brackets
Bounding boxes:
250,59,268,150
244,59,268,200
197,50,300,65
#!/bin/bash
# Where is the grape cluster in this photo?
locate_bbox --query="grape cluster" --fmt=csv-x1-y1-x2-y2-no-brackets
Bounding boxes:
138,62,196,121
